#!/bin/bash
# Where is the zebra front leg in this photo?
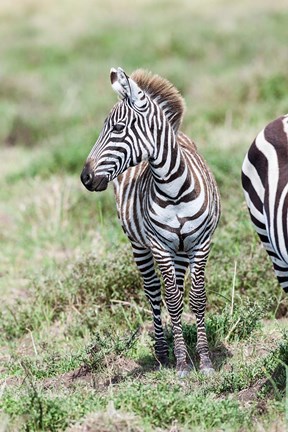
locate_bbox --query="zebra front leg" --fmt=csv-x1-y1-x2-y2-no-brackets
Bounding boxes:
132,245,168,365
153,249,189,377
189,246,214,375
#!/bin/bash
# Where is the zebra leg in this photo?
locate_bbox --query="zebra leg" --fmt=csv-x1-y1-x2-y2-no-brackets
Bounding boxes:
189,245,214,374
132,244,168,364
174,253,194,374
152,249,189,376
175,252,189,297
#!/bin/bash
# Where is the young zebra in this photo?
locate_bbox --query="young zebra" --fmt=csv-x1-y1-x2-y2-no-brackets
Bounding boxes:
81,67,220,376
242,114,288,293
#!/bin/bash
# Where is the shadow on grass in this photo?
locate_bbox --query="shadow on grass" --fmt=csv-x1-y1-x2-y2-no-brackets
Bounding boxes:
102,328,233,388
101,342,232,389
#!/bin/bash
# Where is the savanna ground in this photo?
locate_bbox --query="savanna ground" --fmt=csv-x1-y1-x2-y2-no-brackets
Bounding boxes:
0,0,288,430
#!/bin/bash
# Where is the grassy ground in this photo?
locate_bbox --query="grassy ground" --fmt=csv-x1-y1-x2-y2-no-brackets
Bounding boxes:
0,0,288,430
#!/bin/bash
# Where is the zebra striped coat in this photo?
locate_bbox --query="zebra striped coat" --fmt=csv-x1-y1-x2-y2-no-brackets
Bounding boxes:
81,68,220,376
242,114,288,293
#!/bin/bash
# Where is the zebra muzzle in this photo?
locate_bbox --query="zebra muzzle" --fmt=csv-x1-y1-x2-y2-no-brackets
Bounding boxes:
81,167,109,192
92,175,109,191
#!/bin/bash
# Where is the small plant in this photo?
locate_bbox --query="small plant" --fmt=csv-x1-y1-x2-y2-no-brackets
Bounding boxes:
206,300,264,344
84,328,139,372
207,331,288,396
0,385,104,431
164,300,264,360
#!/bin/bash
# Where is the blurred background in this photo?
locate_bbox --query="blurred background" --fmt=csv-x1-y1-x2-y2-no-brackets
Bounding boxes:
1,0,288,430
0,0,288,291
1,0,288,302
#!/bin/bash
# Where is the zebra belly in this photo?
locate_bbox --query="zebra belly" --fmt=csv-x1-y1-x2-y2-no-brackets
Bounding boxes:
115,191,210,252
147,203,212,251
243,191,287,262
118,209,210,253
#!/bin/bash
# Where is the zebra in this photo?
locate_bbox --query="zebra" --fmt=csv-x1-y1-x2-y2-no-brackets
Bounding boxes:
81,67,220,376
242,114,288,293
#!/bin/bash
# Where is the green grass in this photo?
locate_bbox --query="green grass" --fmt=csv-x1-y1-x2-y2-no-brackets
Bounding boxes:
0,0,288,430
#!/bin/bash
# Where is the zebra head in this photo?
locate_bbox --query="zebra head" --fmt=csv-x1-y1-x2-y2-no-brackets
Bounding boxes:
81,67,155,192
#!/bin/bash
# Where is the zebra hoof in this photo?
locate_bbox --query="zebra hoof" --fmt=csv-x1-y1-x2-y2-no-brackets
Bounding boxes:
156,355,169,368
201,367,215,376
177,365,192,379
177,369,190,379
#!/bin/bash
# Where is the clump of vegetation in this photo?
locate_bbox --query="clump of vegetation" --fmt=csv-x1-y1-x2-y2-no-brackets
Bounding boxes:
85,329,139,372
1,386,104,432
206,300,264,344
207,331,288,396
0,245,142,342
115,380,248,430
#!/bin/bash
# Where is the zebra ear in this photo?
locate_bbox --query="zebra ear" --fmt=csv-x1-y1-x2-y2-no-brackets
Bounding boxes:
110,67,146,108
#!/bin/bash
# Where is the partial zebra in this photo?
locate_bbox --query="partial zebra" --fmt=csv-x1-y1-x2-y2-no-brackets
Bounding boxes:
242,114,288,293
81,67,220,376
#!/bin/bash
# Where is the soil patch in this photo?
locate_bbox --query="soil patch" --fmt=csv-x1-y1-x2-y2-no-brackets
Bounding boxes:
238,378,267,404
43,355,140,391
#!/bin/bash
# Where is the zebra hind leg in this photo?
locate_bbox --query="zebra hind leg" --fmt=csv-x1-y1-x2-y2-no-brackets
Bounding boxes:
189,246,214,375
132,245,168,365
174,253,192,376
175,253,189,298
152,248,189,377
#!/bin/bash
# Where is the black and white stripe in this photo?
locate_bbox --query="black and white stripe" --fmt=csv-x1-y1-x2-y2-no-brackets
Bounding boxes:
81,67,220,376
242,114,288,293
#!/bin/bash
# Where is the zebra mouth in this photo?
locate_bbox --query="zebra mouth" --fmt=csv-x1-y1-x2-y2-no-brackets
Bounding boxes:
81,166,109,192
92,175,109,191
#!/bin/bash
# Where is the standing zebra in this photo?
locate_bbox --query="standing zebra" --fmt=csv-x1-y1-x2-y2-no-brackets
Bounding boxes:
81,67,220,376
242,115,288,293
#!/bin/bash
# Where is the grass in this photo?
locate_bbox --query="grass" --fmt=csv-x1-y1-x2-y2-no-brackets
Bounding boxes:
0,0,288,430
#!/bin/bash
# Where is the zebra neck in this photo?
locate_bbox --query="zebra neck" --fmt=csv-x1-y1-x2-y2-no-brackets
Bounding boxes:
149,132,194,201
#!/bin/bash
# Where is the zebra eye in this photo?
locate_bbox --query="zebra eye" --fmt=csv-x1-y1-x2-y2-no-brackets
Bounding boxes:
113,123,125,132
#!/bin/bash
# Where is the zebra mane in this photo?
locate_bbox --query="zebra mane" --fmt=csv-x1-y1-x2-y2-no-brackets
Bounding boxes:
130,69,185,132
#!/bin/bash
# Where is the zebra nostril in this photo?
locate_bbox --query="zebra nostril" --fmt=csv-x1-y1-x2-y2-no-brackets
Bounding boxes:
81,169,94,188
84,173,92,184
